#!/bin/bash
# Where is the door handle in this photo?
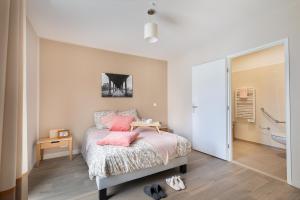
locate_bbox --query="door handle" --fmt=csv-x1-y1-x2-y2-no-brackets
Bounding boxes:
192,105,198,108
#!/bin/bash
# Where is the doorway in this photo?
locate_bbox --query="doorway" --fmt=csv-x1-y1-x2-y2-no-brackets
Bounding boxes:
227,40,291,183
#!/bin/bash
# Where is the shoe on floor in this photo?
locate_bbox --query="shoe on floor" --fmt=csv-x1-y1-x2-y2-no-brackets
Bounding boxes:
166,176,181,191
175,176,186,190
152,184,167,199
144,185,161,200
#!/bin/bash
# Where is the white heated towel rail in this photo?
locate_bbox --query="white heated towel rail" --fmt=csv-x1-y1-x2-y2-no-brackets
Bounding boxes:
235,87,256,123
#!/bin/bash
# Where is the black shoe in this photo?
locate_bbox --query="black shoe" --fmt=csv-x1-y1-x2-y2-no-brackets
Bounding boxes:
144,185,160,200
152,184,167,199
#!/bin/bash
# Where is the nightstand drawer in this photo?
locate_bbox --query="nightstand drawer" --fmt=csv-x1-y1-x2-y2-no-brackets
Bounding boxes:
40,140,68,149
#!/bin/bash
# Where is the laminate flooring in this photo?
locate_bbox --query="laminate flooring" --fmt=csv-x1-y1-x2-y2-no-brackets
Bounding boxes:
29,150,300,200
233,140,286,180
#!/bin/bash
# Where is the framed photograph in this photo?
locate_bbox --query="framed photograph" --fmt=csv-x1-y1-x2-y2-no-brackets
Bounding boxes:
57,129,70,138
101,73,133,97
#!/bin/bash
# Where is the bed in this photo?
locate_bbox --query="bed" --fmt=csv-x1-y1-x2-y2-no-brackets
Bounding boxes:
81,126,191,200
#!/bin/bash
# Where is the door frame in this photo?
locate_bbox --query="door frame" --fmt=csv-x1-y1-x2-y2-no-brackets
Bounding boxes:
226,39,292,185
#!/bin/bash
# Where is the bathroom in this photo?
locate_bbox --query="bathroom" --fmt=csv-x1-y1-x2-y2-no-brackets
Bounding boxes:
231,44,287,180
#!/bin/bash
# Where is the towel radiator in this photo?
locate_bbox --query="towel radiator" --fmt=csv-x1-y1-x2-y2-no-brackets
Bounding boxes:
235,87,256,122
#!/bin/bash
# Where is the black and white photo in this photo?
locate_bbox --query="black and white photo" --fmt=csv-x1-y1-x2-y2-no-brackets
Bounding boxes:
101,73,133,97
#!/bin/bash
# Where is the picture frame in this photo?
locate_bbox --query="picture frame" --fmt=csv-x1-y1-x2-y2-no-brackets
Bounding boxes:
57,129,70,138
101,73,133,97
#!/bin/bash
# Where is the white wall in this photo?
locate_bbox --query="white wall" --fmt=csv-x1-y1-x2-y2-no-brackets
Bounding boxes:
26,18,39,171
168,57,193,141
168,1,300,188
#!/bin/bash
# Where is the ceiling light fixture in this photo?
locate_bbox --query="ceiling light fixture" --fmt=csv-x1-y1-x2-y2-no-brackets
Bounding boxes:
144,2,158,43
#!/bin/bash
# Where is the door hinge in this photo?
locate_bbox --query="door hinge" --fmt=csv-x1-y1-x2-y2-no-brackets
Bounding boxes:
226,68,229,73
227,144,230,148
227,105,230,111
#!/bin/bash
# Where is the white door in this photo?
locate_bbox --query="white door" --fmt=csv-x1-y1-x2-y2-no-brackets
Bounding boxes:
192,59,228,160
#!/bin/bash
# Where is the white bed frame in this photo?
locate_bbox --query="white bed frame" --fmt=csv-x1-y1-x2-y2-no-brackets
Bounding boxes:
96,156,188,200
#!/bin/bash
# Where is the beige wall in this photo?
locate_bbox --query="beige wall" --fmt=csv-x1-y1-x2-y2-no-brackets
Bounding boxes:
232,64,285,149
39,39,167,153
232,45,285,72
168,1,300,187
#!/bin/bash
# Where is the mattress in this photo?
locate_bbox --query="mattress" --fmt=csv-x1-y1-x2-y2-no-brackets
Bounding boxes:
81,127,191,179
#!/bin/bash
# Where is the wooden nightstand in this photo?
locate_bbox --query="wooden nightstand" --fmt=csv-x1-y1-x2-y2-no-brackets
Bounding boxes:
36,136,73,167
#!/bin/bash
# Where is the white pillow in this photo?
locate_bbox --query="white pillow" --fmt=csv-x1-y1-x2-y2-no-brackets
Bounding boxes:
94,111,116,129
118,109,140,121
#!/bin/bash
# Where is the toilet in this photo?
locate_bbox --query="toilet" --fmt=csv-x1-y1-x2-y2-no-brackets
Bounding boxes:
271,132,286,145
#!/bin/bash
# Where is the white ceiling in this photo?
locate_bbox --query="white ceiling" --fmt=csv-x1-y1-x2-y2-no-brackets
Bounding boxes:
27,0,292,60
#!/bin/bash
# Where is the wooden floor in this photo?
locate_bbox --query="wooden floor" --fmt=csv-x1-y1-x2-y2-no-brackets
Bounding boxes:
28,151,300,200
233,140,287,180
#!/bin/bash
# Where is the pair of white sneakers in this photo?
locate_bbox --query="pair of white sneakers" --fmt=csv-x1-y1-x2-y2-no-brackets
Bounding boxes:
165,176,185,191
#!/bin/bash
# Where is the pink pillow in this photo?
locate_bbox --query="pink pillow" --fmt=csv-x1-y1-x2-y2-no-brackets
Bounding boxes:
101,113,117,129
110,115,134,131
96,132,139,147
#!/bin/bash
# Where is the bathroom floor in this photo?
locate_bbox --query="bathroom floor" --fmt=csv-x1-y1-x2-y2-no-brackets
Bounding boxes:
233,139,286,180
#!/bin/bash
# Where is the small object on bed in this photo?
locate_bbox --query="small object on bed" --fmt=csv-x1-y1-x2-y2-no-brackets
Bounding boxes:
141,118,153,123
130,121,161,133
159,126,172,133
96,131,139,147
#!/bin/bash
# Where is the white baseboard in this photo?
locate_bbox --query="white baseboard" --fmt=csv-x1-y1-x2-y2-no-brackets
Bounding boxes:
43,149,80,160
292,179,300,189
